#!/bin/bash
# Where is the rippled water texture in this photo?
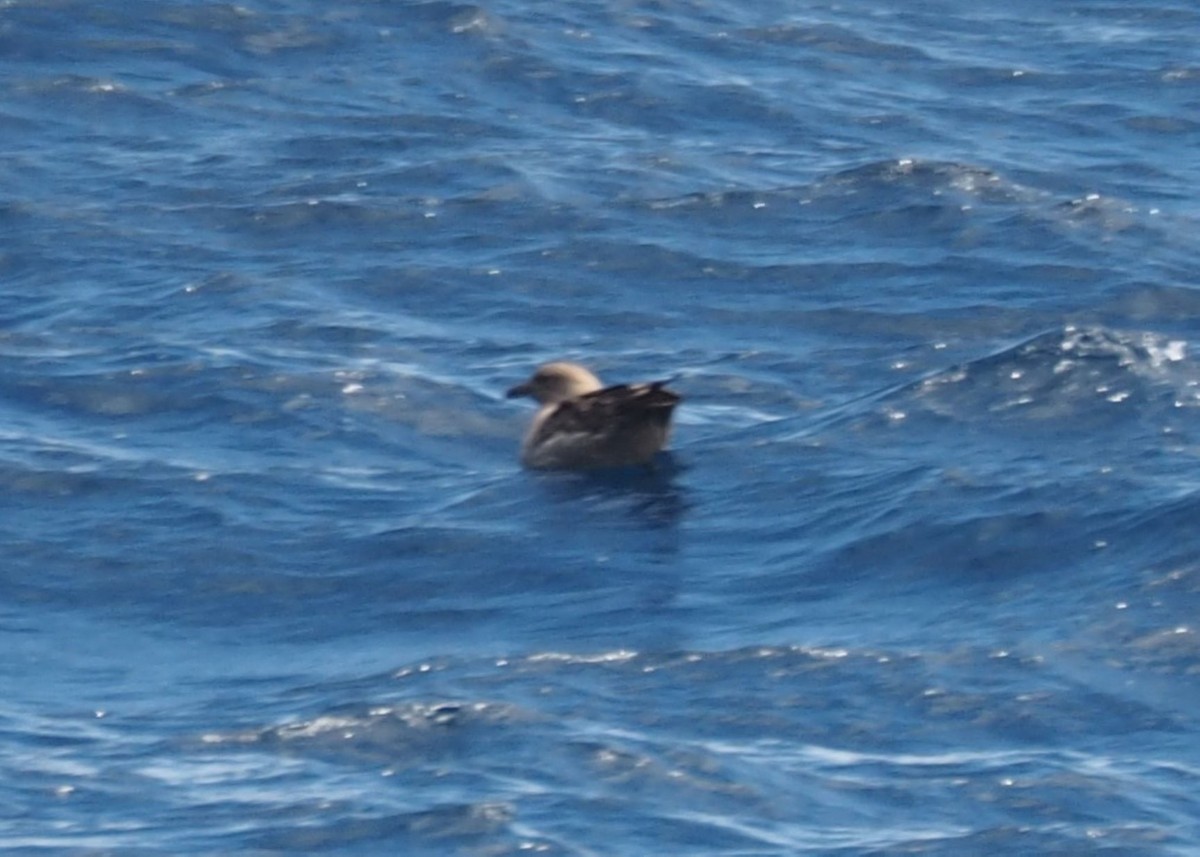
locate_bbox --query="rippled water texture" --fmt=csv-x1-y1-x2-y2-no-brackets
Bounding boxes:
2,0,1199,853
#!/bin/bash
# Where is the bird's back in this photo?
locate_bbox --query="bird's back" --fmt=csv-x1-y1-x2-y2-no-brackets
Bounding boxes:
522,380,680,469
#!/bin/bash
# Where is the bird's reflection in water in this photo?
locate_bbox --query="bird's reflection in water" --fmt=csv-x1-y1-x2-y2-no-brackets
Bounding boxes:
531,453,689,536
525,454,689,639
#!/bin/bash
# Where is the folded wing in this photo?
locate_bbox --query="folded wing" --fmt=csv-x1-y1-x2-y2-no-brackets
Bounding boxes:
524,381,681,469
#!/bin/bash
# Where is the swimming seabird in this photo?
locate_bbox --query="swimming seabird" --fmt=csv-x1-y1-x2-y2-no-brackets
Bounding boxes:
506,361,681,469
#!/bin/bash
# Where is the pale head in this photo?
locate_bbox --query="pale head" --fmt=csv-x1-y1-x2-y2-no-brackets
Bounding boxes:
506,361,603,404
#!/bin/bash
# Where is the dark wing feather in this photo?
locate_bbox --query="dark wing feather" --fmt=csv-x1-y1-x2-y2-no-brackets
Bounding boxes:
531,381,681,447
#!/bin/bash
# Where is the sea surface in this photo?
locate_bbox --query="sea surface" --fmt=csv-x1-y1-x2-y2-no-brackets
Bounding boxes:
3,1,1200,854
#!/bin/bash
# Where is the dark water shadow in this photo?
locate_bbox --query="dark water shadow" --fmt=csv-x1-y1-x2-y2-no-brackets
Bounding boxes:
527,452,690,533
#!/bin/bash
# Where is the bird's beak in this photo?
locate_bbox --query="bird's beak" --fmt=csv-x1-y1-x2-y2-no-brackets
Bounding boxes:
506,381,532,399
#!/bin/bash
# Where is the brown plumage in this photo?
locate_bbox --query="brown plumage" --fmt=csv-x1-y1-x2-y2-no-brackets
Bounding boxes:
506,362,681,469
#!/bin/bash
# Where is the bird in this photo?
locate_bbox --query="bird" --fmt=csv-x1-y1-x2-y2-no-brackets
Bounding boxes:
506,361,681,469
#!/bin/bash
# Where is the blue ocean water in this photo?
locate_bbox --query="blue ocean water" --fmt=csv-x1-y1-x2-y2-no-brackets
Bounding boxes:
3,0,1200,853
